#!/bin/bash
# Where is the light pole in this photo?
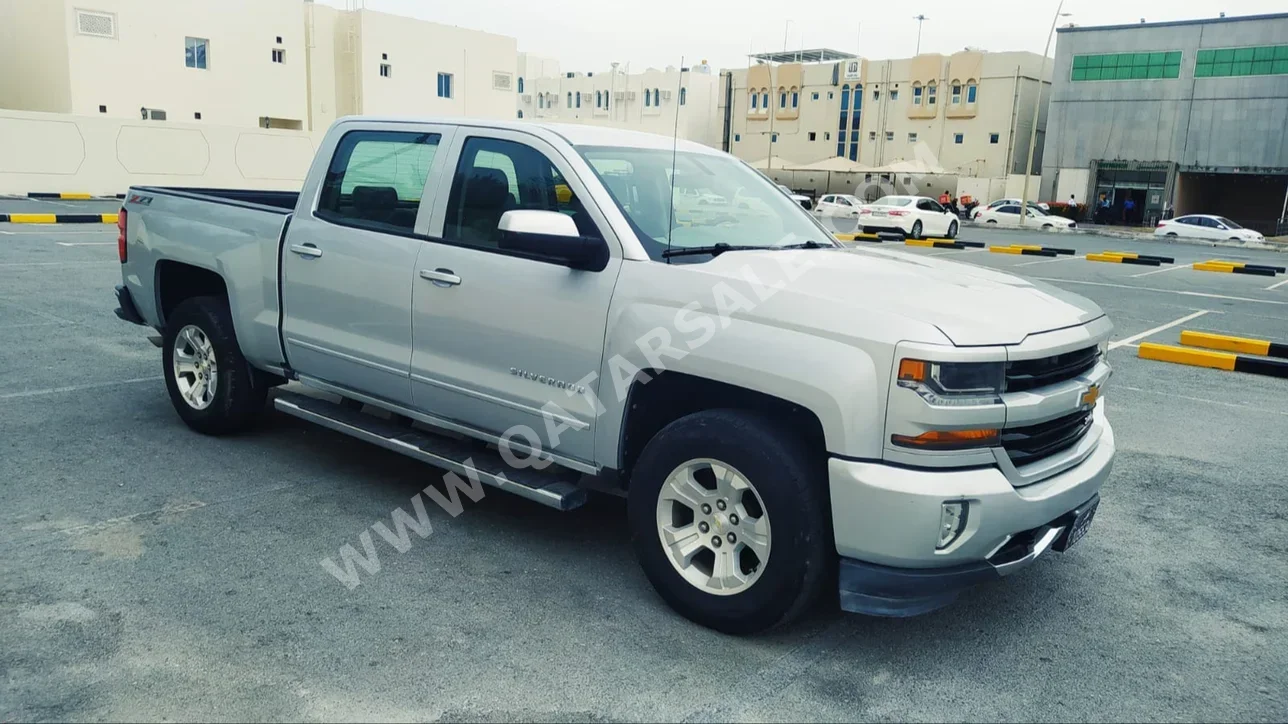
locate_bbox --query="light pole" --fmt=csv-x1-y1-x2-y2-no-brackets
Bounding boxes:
913,15,928,55
1019,2,1071,226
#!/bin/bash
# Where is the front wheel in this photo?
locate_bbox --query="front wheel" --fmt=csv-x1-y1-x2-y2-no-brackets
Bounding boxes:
628,410,830,635
986,219,998,225
1165,232,1178,237
946,220,959,239
909,220,924,239
162,296,267,435
1042,223,1054,231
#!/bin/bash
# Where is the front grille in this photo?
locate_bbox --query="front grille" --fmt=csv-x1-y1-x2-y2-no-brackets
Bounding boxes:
1001,409,1094,467
1005,346,1098,392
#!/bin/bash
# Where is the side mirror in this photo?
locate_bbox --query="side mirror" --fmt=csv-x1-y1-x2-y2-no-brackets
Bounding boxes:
498,210,608,271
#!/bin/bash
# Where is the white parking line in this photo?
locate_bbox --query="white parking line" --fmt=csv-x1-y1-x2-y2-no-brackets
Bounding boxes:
0,376,162,401
929,248,985,256
1267,277,1288,291
1038,278,1288,306
1016,255,1083,267
1116,385,1288,418
1108,310,1212,350
1130,264,1190,278
0,261,114,267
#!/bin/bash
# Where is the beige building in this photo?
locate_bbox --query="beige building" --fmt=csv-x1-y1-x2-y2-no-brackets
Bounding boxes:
517,62,723,147
722,49,1052,190
0,0,309,129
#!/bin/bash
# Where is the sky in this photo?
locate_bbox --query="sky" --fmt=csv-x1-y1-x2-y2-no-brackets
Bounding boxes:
317,0,1287,72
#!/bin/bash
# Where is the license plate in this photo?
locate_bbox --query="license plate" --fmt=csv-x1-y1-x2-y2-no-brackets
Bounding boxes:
1055,496,1099,552
873,211,888,217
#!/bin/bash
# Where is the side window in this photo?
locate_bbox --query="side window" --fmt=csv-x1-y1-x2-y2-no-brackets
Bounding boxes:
836,197,853,207
926,199,945,213
443,136,599,249
820,195,834,204
998,205,1020,215
316,130,440,233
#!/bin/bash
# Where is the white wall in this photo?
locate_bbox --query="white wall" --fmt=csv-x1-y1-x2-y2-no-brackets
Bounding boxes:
1054,168,1091,204
1003,173,1044,201
0,0,72,113
51,0,309,128
352,9,517,121
0,109,317,195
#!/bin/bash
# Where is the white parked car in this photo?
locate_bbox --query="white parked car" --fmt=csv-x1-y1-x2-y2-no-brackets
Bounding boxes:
776,183,814,211
1155,215,1266,242
976,204,1076,231
858,195,959,239
814,193,865,218
972,198,1049,220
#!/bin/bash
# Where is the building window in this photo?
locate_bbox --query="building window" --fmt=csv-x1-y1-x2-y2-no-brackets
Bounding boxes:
913,83,923,105
194,112,201,120
517,77,524,93
812,92,819,100
967,82,978,103
272,48,285,63
567,92,572,107
890,89,899,101
824,132,830,140
380,63,392,78
873,89,880,101
869,131,876,141
382,53,388,60
734,133,740,142
865,173,873,182
836,130,846,157
989,133,1000,144
141,108,167,121
1072,51,1183,81
908,132,917,143
538,94,544,109
575,92,581,108
275,35,283,44
927,82,937,105
954,133,964,144
654,88,660,106
771,133,778,142
749,90,758,110
827,91,834,99
808,131,816,141
791,88,798,108
779,87,787,108
680,87,687,105
840,84,850,110
1195,45,1288,78
98,105,107,113
185,37,209,69
437,73,453,98
885,131,894,141
951,82,962,104
517,110,523,118
761,90,769,111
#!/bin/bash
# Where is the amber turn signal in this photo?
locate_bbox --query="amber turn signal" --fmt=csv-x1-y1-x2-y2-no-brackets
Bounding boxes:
891,428,999,450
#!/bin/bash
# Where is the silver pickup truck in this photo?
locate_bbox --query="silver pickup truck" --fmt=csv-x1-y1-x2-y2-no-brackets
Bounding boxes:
113,116,1114,634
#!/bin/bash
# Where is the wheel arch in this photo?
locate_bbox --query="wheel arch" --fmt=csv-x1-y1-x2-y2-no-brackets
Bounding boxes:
154,260,228,329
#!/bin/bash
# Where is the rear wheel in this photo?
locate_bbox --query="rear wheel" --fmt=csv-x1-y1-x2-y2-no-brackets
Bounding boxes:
162,296,267,435
910,220,924,239
946,221,959,239
628,410,830,635
986,219,998,225
1166,232,1178,237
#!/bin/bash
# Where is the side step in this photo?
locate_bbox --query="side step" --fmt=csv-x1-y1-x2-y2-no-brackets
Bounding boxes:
273,391,588,511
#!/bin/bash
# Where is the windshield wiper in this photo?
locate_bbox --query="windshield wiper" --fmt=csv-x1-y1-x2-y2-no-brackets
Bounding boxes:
775,240,833,250
661,243,764,259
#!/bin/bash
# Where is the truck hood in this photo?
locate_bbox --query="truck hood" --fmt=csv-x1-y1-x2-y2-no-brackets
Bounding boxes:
702,247,1103,346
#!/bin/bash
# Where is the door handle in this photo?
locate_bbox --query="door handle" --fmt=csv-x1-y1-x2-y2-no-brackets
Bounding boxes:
290,243,323,258
419,268,461,287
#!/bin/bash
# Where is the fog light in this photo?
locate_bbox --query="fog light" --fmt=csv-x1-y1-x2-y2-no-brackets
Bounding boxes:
937,502,968,550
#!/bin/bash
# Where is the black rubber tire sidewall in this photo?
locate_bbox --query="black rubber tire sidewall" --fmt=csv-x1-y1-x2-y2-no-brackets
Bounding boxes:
947,221,958,238
911,220,923,239
627,409,830,635
162,296,266,435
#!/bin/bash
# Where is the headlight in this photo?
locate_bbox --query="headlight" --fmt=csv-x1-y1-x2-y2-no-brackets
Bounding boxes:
897,359,1004,406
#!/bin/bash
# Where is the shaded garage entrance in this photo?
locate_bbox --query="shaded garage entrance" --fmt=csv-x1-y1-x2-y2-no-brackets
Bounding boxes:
1175,170,1288,236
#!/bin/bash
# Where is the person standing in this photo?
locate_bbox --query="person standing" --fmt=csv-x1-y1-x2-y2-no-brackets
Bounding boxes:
1123,196,1137,225
1096,193,1110,224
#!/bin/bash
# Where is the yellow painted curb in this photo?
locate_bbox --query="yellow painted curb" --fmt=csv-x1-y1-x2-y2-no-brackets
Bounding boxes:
1086,253,1125,263
61,192,93,200
8,213,58,224
989,245,1023,254
1138,342,1236,371
904,238,936,247
1193,262,1236,273
1008,244,1044,251
102,213,119,224
1179,331,1271,356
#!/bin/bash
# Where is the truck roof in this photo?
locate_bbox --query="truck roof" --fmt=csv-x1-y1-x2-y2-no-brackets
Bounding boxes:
335,115,723,156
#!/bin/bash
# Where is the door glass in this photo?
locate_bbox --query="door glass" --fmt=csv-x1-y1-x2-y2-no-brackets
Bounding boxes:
999,206,1020,214
443,136,598,249
316,130,440,233
837,197,852,207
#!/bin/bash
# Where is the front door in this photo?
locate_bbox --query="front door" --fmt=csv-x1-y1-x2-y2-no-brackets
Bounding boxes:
409,130,622,465
280,124,455,406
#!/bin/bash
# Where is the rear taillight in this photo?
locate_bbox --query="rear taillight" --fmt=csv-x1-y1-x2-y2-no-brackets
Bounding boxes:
889,209,909,217
117,208,127,263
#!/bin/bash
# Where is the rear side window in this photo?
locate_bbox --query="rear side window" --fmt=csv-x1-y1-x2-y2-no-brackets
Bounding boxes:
317,130,440,233
998,205,1021,214
443,136,599,250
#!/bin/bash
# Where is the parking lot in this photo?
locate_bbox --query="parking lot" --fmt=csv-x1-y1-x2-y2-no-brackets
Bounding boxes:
2,203,1286,722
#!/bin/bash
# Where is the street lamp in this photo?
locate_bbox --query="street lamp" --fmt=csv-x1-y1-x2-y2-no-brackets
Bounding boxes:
913,15,929,55
1019,2,1072,226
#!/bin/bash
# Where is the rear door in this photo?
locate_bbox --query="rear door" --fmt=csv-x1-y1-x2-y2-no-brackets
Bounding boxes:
407,129,622,465
280,124,456,405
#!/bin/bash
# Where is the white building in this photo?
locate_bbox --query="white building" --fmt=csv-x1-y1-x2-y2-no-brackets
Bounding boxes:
517,62,723,147
0,0,309,129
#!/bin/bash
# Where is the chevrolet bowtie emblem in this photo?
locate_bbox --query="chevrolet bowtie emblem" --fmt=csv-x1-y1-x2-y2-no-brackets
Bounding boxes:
1081,384,1100,407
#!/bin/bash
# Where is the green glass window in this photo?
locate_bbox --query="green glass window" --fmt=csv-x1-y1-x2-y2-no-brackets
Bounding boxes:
1195,45,1288,78
1070,50,1181,81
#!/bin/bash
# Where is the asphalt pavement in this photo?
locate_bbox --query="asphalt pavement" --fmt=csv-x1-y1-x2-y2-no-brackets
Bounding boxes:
2,208,1286,722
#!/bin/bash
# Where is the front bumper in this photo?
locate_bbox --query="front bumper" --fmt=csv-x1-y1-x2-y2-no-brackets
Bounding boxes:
829,409,1114,615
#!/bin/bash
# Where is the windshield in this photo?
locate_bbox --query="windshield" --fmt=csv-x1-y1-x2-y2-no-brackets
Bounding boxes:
872,196,913,207
1217,217,1243,229
577,145,830,261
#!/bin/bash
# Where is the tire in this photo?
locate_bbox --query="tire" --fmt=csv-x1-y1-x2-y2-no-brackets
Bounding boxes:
910,220,924,240
986,219,998,225
162,296,267,435
1042,224,1054,231
627,409,830,635
946,221,958,239
1166,232,1178,237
